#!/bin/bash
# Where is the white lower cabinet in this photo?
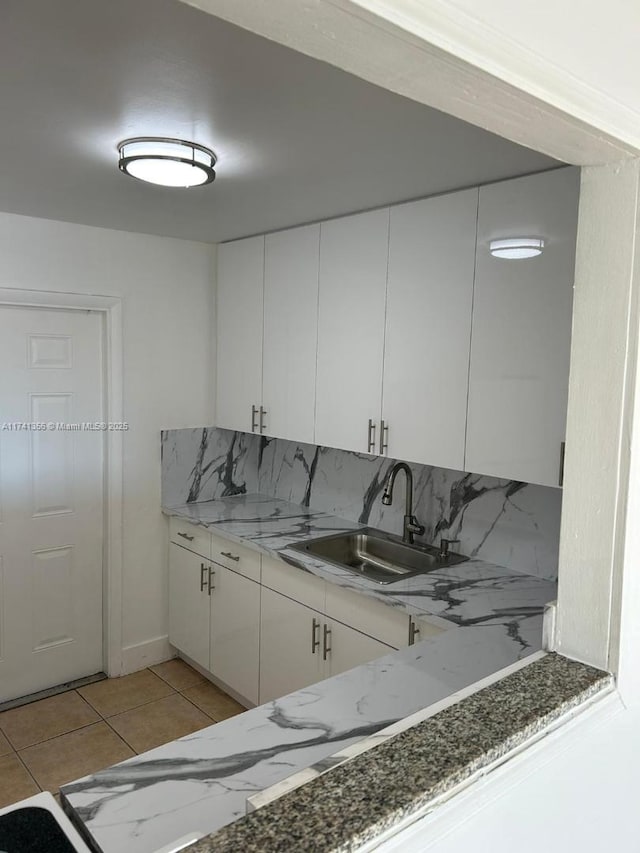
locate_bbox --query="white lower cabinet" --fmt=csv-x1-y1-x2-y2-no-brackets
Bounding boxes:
259,587,324,703
209,564,261,705
323,620,393,677
169,533,445,707
259,583,398,703
168,542,211,671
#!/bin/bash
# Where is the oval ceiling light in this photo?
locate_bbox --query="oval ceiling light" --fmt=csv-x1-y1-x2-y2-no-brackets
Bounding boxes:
489,238,544,259
118,137,216,187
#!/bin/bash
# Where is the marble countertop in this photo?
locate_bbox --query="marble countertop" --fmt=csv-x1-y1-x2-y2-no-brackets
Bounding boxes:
61,494,557,853
197,654,612,853
164,494,557,641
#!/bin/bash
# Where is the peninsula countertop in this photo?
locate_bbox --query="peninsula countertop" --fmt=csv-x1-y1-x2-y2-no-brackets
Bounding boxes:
61,494,556,853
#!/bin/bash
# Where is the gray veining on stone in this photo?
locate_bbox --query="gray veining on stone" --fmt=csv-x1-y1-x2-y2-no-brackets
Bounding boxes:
161,427,260,506
185,654,612,853
162,427,562,580
61,626,544,853
60,431,563,853
163,494,556,649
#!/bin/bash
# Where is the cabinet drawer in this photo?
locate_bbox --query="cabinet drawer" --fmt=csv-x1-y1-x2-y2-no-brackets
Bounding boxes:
325,583,409,649
261,556,325,612
169,517,211,560
210,532,261,583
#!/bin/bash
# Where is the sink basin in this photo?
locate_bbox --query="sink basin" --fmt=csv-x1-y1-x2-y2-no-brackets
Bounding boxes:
290,528,467,584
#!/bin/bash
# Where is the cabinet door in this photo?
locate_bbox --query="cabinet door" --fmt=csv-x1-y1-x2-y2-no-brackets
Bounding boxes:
325,620,394,678
259,587,323,703
216,235,264,433
209,565,260,705
315,209,389,453
168,543,210,671
262,225,320,443
383,189,478,469
466,168,579,486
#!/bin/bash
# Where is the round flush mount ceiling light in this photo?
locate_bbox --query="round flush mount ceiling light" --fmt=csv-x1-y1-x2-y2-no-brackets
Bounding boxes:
489,238,545,259
117,137,217,187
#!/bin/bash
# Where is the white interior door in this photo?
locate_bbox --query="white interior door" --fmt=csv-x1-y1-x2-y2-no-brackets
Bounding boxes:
0,306,104,702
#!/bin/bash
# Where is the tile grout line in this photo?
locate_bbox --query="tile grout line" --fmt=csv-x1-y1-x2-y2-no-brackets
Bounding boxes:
9,719,105,754
14,748,44,795
177,690,221,724
101,716,141,756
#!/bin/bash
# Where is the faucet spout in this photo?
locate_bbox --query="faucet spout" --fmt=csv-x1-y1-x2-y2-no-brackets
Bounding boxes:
381,462,425,544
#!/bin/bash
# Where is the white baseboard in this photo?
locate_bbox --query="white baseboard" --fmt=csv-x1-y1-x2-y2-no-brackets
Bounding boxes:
119,635,175,675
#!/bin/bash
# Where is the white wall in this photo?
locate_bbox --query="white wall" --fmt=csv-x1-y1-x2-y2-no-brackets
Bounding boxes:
346,0,640,151
0,211,215,671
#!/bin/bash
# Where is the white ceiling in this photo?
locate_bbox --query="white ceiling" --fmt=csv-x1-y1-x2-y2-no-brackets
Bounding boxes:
0,0,559,244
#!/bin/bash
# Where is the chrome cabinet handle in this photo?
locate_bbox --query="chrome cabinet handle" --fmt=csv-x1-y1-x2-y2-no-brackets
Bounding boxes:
559,441,566,487
322,623,332,661
311,617,320,654
200,563,207,592
379,420,389,455
251,405,259,433
220,551,240,562
259,406,267,434
208,566,215,595
367,419,376,453
409,619,420,645
177,531,194,542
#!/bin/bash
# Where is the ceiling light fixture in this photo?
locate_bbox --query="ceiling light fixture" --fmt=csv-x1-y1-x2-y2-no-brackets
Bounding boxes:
489,238,544,259
118,137,217,187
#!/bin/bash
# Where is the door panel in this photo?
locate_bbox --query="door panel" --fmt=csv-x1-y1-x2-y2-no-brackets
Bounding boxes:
209,565,260,705
29,394,74,516
31,545,75,651
216,236,264,433
168,542,210,671
259,587,323,703
465,168,579,485
263,224,320,443
384,189,478,469
315,209,389,453
326,620,393,678
0,306,104,702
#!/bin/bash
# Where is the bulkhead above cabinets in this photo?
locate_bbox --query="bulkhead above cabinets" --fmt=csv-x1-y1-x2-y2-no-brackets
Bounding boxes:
215,166,579,488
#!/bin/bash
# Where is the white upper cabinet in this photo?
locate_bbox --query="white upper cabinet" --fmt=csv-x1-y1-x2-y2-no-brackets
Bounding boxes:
465,168,579,486
262,225,320,443
315,209,390,454
383,189,478,470
216,235,264,434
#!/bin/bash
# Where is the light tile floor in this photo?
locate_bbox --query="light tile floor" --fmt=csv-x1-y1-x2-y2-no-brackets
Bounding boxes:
0,659,245,809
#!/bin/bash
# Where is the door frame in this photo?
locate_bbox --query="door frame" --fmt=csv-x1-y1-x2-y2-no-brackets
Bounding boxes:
0,287,124,678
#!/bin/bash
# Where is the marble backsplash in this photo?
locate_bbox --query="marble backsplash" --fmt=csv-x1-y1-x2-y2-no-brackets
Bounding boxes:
161,427,561,581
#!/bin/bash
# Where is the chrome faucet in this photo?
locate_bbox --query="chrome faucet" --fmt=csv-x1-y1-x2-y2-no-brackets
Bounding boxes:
381,462,426,544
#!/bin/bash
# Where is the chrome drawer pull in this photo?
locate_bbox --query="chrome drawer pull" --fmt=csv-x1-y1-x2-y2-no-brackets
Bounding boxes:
200,563,207,592
208,566,215,595
311,617,320,654
322,624,332,661
409,619,420,645
220,551,240,562
251,404,259,433
367,419,376,453
177,531,194,542
379,420,389,455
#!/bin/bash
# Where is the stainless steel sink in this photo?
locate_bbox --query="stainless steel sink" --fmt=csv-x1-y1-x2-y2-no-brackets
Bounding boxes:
290,528,467,585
